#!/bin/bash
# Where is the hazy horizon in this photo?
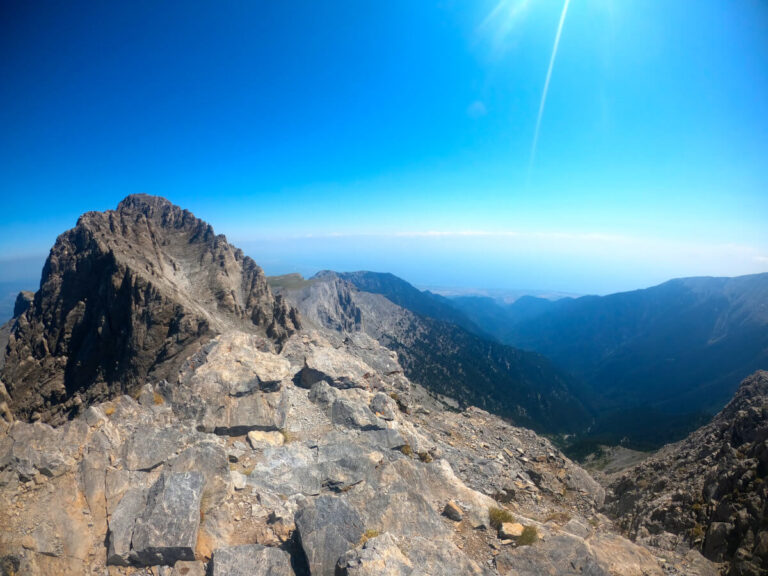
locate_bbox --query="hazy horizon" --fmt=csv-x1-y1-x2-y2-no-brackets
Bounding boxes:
2,2,767,294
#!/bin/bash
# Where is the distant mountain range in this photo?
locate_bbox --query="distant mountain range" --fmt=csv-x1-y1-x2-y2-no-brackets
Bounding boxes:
446,274,768,449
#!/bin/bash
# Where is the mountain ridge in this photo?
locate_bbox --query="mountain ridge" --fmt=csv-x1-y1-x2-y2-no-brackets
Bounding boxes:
271,271,593,435
0,194,300,424
449,272,768,447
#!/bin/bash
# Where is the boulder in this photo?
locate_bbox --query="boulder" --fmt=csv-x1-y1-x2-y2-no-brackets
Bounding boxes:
442,501,463,522
330,398,385,431
210,544,292,576
370,393,397,421
499,522,524,539
703,522,734,562
107,487,149,566
298,347,374,389
295,495,366,576
131,472,205,566
248,430,285,448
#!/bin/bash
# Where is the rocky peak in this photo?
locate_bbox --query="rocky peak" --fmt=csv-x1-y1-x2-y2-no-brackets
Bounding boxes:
1,195,300,425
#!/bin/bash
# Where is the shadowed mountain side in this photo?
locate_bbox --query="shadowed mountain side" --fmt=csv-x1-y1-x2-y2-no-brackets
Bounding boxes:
271,273,592,435
450,274,768,447
1,195,300,424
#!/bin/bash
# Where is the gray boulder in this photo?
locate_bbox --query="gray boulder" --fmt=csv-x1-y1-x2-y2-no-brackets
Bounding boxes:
210,544,292,576
295,495,366,576
337,533,413,575
131,472,205,566
330,398,385,431
107,487,149,566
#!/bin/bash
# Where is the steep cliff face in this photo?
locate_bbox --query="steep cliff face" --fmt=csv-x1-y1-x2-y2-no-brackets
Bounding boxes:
1,195,299,424
606,371,768,576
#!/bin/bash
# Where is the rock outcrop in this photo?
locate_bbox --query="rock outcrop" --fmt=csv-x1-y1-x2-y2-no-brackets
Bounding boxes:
1,195,299,424
606,371,768,576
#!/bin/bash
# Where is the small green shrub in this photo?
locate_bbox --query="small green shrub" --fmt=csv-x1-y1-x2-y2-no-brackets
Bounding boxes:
690,523,705,541
518,525,538,546
359,529,380,546
399,444,413,457
418,451,433,463
489,507,515,530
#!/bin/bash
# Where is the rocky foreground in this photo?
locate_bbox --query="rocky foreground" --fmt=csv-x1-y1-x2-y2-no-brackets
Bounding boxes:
0,327,716,575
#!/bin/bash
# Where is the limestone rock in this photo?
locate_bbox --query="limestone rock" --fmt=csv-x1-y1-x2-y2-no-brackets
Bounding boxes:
210,544,292,576
131,472,205,566
107,487,149,565
248,430,285,448
442,501,463,522
336,533,413,575
499,522,524,539
295,495,366,576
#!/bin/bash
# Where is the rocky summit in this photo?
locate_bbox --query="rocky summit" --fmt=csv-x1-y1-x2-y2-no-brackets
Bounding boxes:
606,370,768,576
0,194,299,425
0,196,727,575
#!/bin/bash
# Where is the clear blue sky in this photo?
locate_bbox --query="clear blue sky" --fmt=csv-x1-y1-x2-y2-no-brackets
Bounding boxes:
1,1,767,294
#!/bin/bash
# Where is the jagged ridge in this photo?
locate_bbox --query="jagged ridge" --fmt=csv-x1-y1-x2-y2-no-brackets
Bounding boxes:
0,195,300,424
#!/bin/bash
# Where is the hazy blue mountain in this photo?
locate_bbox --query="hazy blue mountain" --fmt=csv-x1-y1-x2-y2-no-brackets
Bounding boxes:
450,294,557,342
451,273,768,449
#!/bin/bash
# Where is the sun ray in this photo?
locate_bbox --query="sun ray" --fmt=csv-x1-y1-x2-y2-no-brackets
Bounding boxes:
529,0,572,178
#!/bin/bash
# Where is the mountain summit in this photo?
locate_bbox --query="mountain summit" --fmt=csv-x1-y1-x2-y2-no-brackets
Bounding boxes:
1,195,300,424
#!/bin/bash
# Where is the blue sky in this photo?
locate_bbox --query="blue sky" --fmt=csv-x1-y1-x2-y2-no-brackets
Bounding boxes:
1,0,767,294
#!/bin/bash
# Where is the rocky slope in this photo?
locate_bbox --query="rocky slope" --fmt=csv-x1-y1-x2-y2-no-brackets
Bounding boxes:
0,195,299,424
271,272,592,435
606,371,768,575
1,326,705,576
